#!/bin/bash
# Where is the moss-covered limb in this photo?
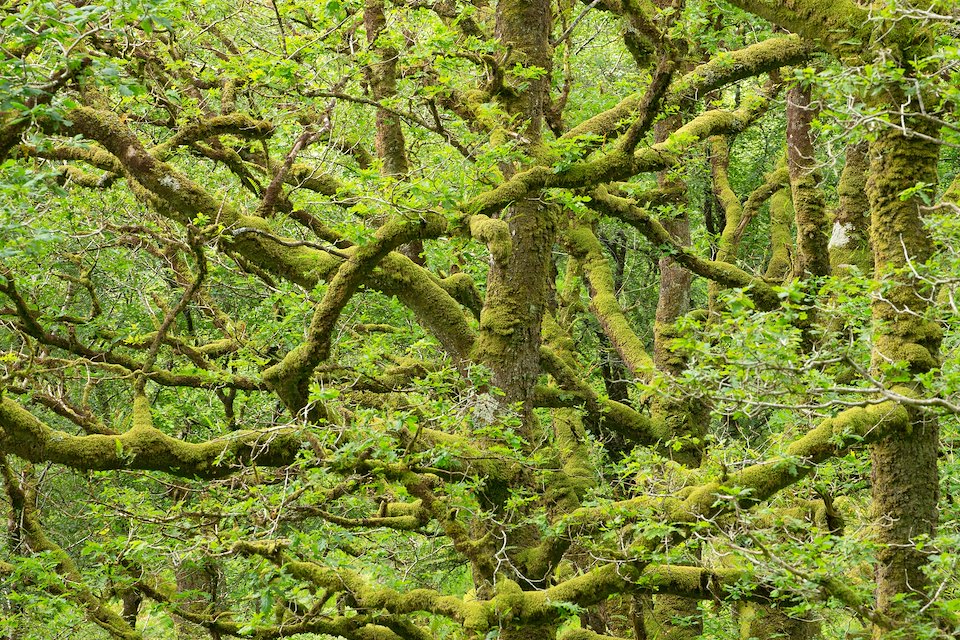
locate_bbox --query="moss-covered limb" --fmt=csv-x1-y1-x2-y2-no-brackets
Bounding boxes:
0,272,262,392
465,97,769,221
764,187,795,282
736,603,818,640
122,333,239,363
589,187,782,310
551,410,596,507
264,213,448,413
709,135,745,266
287,162,354,199
436,272,483,320
559,628,628,640
1,458,141,640
0,394,303,478
469,214,513,262
151,112,274,159
733,165,789,249
565,225,655,377
307,505,430,531
680,400,909,520
723,0,907,59
564,36,811,142
539,347,671,447
558,99,772,199
830,141,871,273
139,242,207,386
135,573,392,640
618,55,677,154
943,174,960,205
17,142,124,174
786,84,829,279
65,105,475,364
527,563,763,622
5,385,115,436
565,400,909,530
234,541,467,622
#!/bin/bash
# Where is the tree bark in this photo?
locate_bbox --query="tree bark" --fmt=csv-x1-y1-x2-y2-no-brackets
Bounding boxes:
867,116,941,635
475,0,555,422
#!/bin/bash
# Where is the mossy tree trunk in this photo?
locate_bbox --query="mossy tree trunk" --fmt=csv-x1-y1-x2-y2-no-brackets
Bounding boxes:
474,0,555,422
363,0,425,265
646,116,704,640
470,3,561,638
866,115,941,636
830,141,871,274
786,84,828,280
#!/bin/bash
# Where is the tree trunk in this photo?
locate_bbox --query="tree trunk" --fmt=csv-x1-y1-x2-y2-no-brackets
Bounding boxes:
475,0,554,422
830,141,871,274
867,117,941,635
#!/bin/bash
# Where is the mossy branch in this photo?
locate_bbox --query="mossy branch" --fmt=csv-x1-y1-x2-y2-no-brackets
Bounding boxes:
233,540,468,622
725,0,920,59
566,400,909,528
565,35,811,142
264,212,449,413
469,214,513,262
733,164,789,248
589,186,781,309
64,105,476,364
468,98,771,219
539,347,671,446
152,112,275,159
0,394,302,478
565,224,655,377
709,135,745,266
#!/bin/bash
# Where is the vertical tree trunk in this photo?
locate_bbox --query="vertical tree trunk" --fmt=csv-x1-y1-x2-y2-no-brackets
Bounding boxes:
866,116,941,636
829,141,871,274
363,0,425,265
475,0,554,422
364,0,409,178
786,84,828,279
470,5,564,640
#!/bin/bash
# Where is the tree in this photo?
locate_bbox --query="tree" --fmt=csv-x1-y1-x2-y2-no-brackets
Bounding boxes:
1,0,959,638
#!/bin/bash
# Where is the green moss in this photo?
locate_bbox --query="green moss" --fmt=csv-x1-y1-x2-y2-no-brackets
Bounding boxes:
765,188,794,282
566,225,654,376
470,214,513,262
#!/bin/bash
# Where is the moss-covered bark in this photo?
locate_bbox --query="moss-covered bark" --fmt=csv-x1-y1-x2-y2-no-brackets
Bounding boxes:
737,603,819,640
830,141,871,274
592,187,782,310
66,107,479,374
473,0,555,421
723,0,912,59
565,35,811,142
566,225,655,377
0,393,303,478
866,118,941,633
765,187,794,282
787,84,829,280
